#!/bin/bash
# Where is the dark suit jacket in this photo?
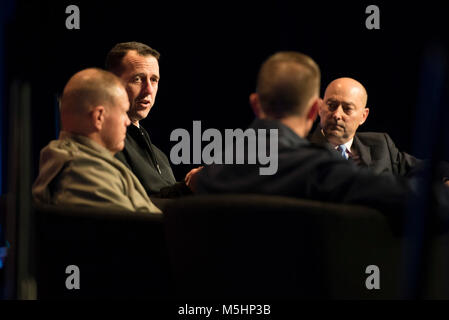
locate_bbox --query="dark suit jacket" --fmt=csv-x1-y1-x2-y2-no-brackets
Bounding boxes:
308,126,421,177
196,118,413,214
115,124,190,198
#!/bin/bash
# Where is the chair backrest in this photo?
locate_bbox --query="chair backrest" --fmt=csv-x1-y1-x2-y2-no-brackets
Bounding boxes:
163,194,402,299
34,204,170,299
31,195,449,299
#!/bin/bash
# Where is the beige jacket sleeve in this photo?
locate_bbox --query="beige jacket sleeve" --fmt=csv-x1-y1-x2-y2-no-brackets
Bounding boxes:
32,136,161,214
53,156,161,213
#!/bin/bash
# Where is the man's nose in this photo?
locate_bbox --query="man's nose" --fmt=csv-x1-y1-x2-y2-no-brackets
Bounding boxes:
141,79,154,95
332,105,343,120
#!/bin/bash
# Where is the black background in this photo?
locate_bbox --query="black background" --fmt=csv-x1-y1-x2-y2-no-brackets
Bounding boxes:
3,0,449,181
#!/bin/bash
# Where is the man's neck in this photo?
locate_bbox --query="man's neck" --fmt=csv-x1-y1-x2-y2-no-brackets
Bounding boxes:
132,121,140,128
278,116,309,138
74,131,115,155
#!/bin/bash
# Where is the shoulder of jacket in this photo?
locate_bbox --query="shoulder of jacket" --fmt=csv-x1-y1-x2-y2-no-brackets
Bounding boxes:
356,131,391,143
41,139,80,160
356,131,387,138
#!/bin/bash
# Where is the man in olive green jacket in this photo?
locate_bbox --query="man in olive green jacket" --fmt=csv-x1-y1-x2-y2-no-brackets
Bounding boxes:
32,68,161,213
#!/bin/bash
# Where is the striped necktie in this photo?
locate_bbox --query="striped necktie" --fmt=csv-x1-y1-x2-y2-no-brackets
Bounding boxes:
337,144,349,160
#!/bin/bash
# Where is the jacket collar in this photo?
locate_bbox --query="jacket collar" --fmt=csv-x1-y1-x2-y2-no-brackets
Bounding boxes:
250,118,310,149
59,131,115,158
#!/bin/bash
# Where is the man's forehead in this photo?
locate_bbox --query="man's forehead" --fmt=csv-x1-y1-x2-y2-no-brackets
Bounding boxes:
122,51,159,74
327,81,364,98
325,89,364,106
325,94,353,103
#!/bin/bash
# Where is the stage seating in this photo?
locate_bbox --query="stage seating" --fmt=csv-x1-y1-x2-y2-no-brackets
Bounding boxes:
32,194,449,299
163,194,401,299
34,204,171,299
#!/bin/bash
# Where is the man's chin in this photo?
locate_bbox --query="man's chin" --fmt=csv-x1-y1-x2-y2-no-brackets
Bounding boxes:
114,143,125,153
324,129,344,138
129,112,149,124
135,109,151,121
324,130,347,143
326,132,351,144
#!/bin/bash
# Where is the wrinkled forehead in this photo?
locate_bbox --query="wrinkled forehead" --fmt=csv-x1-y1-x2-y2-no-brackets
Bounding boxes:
121,51,160,76
324,83,365,107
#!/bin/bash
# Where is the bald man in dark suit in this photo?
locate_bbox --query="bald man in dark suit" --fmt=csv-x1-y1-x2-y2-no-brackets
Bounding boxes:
309,77,420,177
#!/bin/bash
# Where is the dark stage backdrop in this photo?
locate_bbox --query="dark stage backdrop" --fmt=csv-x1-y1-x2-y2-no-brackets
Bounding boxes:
3,0,449,182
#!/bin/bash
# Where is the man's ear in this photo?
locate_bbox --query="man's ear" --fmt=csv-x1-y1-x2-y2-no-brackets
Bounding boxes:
360,107,370,125
317,97,325,118
249,93,266,118
307,98,320,122
91,105,105,131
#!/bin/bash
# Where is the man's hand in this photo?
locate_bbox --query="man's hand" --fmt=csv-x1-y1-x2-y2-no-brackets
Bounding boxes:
185,166,204,192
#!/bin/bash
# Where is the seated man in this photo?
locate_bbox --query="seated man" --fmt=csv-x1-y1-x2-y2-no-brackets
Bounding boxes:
32,68,161,213
194,51,444,213
309,77,420,176
105,42,195,198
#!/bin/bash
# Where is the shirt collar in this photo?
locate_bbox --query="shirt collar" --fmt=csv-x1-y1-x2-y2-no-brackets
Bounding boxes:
341,137,354,153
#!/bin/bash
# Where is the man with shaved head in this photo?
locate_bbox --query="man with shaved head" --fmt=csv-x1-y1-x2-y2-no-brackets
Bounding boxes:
309,77,420,176
194,52,432,213
32,68,161,213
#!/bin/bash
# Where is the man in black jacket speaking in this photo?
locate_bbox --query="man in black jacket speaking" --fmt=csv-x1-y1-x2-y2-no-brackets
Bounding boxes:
106,41,197,197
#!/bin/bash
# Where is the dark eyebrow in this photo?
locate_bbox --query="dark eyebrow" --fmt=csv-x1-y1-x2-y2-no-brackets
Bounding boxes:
342,101,355,107
134,72,146,78
325,99,355,108
131,73,160,81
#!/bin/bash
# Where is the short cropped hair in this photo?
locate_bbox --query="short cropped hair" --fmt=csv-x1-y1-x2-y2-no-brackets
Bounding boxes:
61,68,124,116
105,41,160,74
256,51,320,118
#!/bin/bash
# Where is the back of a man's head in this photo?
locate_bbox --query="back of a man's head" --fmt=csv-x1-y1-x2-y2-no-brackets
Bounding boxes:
105,41,160,75
256,51,320,118
60,68,124,134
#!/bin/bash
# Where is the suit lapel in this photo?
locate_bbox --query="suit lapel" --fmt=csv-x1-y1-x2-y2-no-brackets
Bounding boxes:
353,134,372,167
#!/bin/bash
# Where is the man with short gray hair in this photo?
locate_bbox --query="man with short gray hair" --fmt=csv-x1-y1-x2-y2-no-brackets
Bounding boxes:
194,51,422,213
32,68,161,213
